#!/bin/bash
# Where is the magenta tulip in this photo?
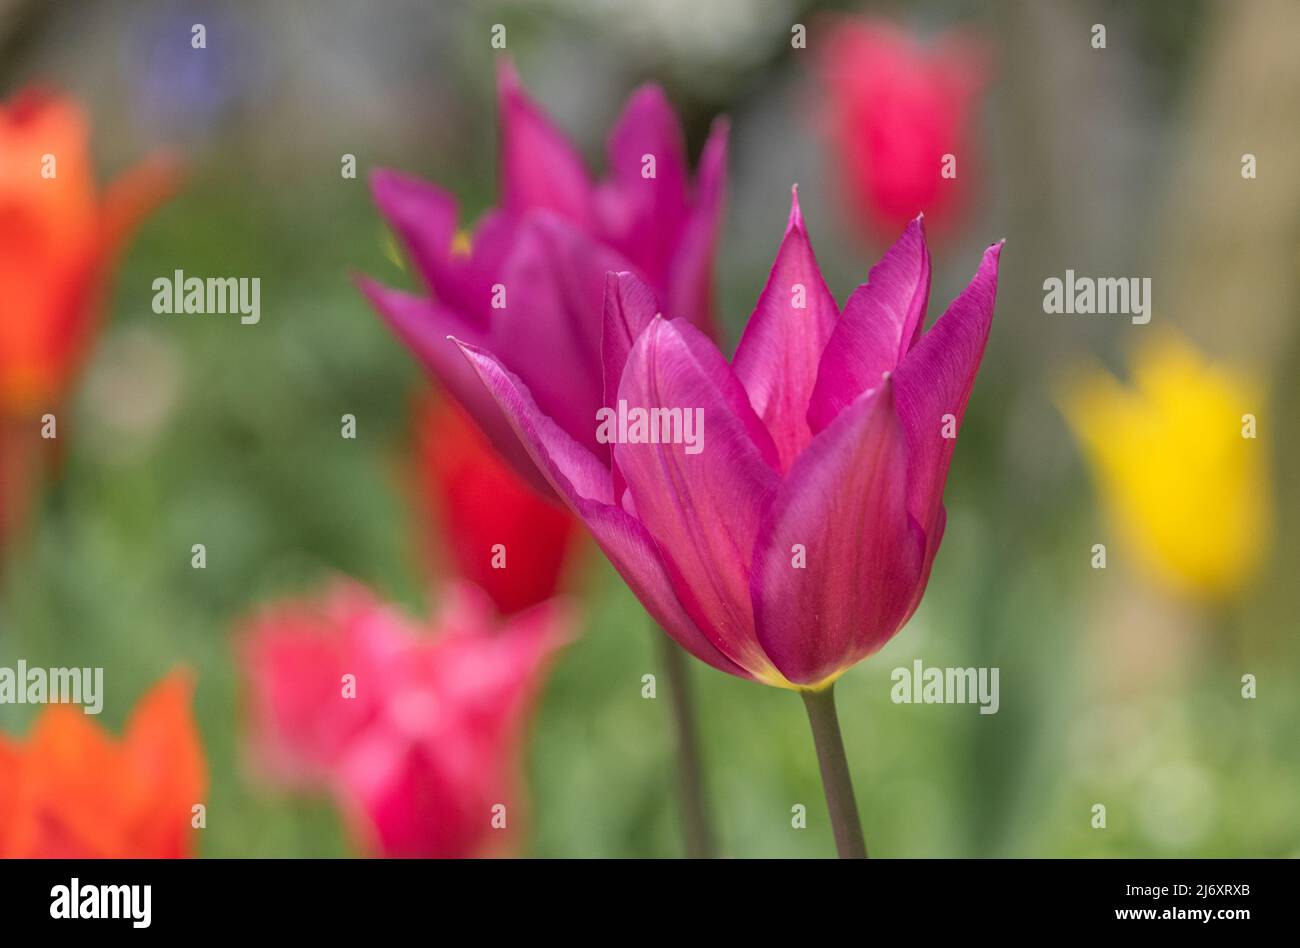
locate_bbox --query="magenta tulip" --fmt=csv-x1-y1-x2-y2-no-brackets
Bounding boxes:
453,191,1000,857
358,62,730,856
359,61,727,494
454,190,1001,691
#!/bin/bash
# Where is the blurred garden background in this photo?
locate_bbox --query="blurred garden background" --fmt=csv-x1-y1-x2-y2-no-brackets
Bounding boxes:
1,0,1298,857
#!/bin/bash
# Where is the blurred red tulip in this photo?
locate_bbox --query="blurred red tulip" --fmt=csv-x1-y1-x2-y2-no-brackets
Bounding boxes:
0,672,206,858
0,88,179,546
239,580,571,858
814,18,990,243
413,390,578,615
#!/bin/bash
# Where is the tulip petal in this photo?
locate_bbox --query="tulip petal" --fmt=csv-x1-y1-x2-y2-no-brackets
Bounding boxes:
371,170,521,326
615,318,783,680
358,277,548,493
666,117,728,338
99,151,183,257
356,276,478,371
596,85,689,286
807,216,930,432
600,271,660,412
453,338,748,677
751,378,922,686
902,504,946,621
488,212,629,459
893,240,1001,545
497,60,592,226
124,672,206,857
371,170,459,298
733,186,839,471
601,271,661,504
0,736,19,849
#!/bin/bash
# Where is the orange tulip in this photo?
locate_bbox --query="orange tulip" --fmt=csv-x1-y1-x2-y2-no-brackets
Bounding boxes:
0,88,178,546
1,87,177,412
0,672,206,858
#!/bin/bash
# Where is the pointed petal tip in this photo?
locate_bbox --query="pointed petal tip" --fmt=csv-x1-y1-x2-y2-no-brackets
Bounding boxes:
786,183,805,231
886,214,926,251
694,116,730,186
368,165,431,197
367,168,458,232
353,272,387,301
448,334,479,351
496,56,520,90
628,83,671,109
350,271,391,301
872,369,896,401
449,336,503,380
367,166,404,202
495,58,531,117
698,116,731,165
603,269,657,297
448,335,483,360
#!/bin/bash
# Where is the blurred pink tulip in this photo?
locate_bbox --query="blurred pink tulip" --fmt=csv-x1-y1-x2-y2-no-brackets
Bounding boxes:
240,581,570,857
815,17,990,243
454,191,1001,689
359,61,727,493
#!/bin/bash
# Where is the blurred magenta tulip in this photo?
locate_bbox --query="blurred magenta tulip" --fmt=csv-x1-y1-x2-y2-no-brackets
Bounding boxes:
815,17,989,243
359,61,727,493
240,581,570,857
454,191,1001,689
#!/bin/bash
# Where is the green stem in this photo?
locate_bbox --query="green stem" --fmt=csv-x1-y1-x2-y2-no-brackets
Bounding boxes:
657,632,716,858
801,684,868,859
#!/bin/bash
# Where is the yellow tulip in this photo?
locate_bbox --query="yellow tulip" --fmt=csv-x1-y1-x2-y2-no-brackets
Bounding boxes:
1061,332,1270,602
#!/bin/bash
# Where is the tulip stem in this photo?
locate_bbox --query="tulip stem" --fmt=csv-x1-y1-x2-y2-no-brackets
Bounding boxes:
657,632,716,859
801,685,868,858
